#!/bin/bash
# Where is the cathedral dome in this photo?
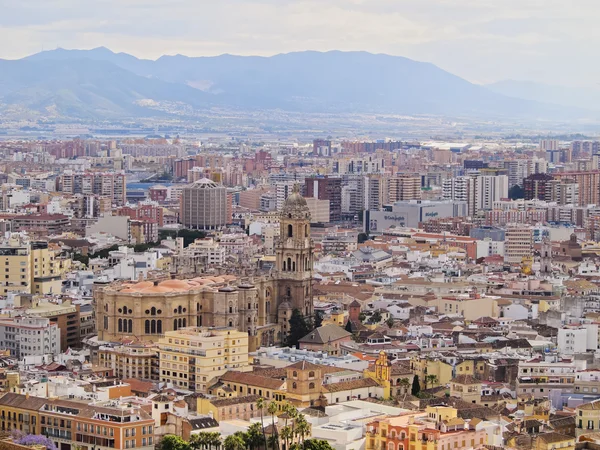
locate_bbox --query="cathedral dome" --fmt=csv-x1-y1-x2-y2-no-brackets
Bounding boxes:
281,184,310,218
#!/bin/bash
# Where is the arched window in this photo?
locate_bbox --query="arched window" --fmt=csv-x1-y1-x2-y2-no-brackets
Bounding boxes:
287,257,292,271
197,303,200,311
309,382,315,389
266,301,271,315
151,307,156,316
122,306,127,316
292,261,296,271
288,224,293,238
178,318,182,328
157,320,162,334
305,224,308,237
197,316,202,327
292,382,297,389
248,317,251,323
118,319,123,332
182,318,186,328
398,446,404,450
178,305,183,314
174,319,178,331
128,319,133,333
390,431,396,439
228,320,233,327
388,443,395,450
151,320,156,334
283,260,287,271
286,287,291,297
308,371,315,378
292,371,298,378
229,303,233,314
400,432,406,440
145,320,150,334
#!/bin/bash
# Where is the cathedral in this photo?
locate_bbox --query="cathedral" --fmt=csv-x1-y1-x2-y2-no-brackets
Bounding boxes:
95,184,314,350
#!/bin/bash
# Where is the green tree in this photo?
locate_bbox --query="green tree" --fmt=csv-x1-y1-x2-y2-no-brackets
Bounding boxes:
223,432,246,450
370,311,382,324
257,398,268,450
357,232,369,243
267,402,280,450
411,375,421,396
358,312,366,323
157,435,191,450
344,320,353,333
386,317,394,328
280,427,293,450
508,184,524,200
314,311,324,329
303,439,335,450
425,374,438,389
207,432,222,450
246,422,265,450
286,309,312,348
398,378,411,395
295,414,310,446
189,433,207,450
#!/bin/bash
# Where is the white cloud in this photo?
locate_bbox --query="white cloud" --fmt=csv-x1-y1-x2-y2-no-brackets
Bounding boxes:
0,0,598,86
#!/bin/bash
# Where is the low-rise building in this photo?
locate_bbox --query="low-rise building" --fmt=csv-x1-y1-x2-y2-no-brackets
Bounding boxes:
158,327,250,393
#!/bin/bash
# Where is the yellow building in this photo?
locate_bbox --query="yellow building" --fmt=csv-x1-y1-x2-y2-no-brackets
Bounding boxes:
410,357,453,389
450,375,482,404
535,432,575,450
576,399,600,437
455,360,487,378
0,236,71,296
158,327,251,393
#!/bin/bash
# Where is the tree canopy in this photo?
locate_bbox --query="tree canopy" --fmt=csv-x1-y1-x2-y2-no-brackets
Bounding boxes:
286,309,313,348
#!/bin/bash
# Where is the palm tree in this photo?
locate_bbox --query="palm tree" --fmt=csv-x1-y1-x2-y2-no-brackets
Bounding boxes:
223,433,245,450
284,403,299,447
267,435,279,450
189,433,205,450
398,378,411,395
257,397,268,450
425,374,438,389
295,415,310,446
267,401,280,450
280,426,293,450
246,422,265,450
207,432,222,450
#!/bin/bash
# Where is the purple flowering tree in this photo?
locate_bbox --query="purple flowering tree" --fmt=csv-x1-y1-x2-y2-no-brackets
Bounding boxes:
10,431,58,450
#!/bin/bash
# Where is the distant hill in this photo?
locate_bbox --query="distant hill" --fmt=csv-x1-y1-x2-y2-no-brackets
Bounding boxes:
0,57,213,118
0,47,587,119
485,80,600,112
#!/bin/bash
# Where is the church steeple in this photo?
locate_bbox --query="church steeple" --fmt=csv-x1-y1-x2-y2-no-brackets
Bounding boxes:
275,183,314,339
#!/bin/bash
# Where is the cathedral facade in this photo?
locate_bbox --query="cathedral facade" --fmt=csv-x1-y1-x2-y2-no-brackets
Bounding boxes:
94,185,314,349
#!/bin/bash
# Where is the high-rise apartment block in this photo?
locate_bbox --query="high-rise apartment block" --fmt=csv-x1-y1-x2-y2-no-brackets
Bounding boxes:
0,316,60,358
180,178,228,230
552,171,600,206
60,171,126,206
389,174,421,202
304,176,342,222
504,225,533,264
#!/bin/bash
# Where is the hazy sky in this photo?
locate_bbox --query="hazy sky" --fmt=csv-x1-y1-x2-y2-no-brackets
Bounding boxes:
0,0,596,86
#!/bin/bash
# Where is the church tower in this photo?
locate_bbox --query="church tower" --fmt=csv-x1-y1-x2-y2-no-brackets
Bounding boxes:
540,235,552,274
275,184,314,340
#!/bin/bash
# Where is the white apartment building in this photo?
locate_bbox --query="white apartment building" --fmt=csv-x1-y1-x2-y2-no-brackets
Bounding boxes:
179,238,226,266
0,316,60,358
516,359,582,398
442,176,470,203
504,225,533,264
557,327,588,354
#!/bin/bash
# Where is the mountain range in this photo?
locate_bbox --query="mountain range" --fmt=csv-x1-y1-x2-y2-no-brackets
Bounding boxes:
0,47,594,120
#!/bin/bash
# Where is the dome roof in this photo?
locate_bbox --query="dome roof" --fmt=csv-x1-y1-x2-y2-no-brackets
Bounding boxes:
281,184,310,217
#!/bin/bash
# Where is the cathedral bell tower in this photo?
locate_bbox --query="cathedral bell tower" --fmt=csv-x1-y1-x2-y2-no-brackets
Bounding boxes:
275,184,314,340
